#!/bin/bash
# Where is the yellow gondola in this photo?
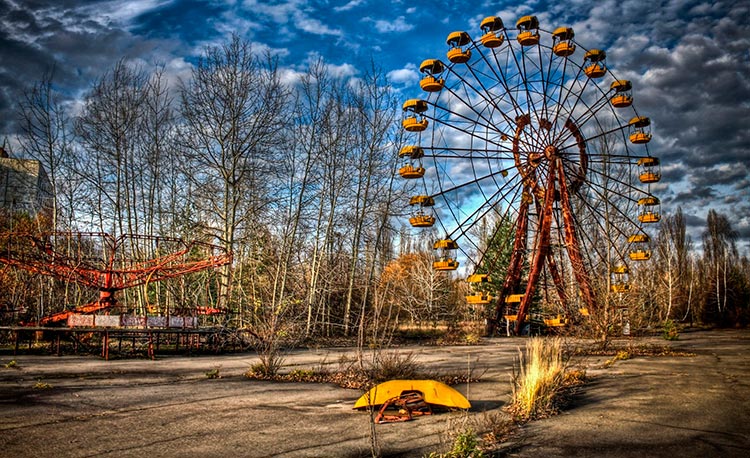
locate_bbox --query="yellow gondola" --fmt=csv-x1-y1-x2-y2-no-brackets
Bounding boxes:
583,49,607,78
409,195,434,206
637,195,661,223
408,195,435,227
629,249,652,261
552,27,575,57
399,164,425,179
639,211,661,223
610,80,633,107
409,214,435,227
480,16,504,48
610,264,630,293
637,156,661,183
543,315,568,327
516,15,539,46
419,59,445,92
629,116,652,144
402,99,429,132
446,31,471,63
505,293,524,303
611,283,631,293
628,234,650,244
466,293,492,305
467,273,490,283
433,239,459,271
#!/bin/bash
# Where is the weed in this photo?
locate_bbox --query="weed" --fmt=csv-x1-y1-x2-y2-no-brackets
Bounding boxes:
427,428,485,458
603,350,631,368
33,380,52,390
469,410,517,449
205,367,221,379
372,351,420,382
463,333,481,345
4,360,19,369
246,362,274,378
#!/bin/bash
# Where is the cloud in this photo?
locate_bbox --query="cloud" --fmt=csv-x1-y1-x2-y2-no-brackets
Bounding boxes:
387,64,418,85
369,16,413,33
334,0,364,13
241,0,342,37
0,0,747,252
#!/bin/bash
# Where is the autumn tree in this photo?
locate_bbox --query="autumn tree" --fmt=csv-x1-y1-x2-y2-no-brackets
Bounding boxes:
379,250,454,327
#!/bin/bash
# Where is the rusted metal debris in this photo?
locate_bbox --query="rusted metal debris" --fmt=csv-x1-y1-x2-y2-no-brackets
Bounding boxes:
374,391,433,424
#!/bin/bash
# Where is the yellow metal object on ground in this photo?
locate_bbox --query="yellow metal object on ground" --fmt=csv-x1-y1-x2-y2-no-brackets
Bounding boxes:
353,380,471,410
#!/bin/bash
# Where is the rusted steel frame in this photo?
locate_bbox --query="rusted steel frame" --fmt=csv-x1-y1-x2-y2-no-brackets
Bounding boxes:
563,118,588,192
531,192,569,310
558,160,596,311
2,232,232,326
38,300,115,325
491,194,530,332
546,252,569,313
515,163,557,333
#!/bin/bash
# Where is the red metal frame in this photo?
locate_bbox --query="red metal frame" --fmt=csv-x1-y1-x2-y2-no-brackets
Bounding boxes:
494,115,598,334
0,232,231,325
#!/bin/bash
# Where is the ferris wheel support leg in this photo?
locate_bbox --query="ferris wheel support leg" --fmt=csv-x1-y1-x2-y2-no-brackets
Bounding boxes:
558,165,597,312
515,168,557,334
490,198,530,335
546,252,569,311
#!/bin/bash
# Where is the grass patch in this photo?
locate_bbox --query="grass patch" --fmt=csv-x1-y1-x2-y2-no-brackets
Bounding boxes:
246,350,479,389
205,366,221,379
603,350,631,368
572,342,696,359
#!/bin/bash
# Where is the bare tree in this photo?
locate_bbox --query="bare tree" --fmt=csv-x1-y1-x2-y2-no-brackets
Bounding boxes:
75,60,148,236
17,69,75,230
656,207,692,320
701,209,739,324
178,35,290,316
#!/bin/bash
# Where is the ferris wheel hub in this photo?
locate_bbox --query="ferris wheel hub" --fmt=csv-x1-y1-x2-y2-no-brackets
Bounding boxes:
544,145,559,160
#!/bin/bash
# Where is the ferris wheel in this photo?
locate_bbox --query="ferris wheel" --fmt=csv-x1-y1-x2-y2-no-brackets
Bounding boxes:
400,15,662,333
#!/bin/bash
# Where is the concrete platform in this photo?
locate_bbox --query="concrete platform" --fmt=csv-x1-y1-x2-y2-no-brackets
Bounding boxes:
1,329,749,457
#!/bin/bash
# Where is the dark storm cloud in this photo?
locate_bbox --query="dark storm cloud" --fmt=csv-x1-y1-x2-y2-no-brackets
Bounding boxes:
690,164,749,188
590,0,750,252
129,0,228,44
0,0,185,134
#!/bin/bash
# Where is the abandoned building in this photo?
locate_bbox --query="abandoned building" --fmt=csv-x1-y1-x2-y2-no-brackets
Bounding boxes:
0,146,54,217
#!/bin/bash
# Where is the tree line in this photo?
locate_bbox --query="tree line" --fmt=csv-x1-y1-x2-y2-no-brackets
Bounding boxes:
1,35,748,340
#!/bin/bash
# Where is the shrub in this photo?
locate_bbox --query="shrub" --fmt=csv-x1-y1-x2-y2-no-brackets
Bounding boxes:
372,351,421,382
662,319,680,340
428,429,485,458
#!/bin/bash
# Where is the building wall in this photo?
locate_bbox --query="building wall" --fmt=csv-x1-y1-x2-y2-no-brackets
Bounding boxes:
0,156,54,216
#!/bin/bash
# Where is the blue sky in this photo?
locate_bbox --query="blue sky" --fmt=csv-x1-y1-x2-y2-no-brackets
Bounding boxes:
0,0,748,252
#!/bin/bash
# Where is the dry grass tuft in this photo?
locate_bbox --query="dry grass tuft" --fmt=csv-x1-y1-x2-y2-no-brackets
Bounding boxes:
508,337,583,422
